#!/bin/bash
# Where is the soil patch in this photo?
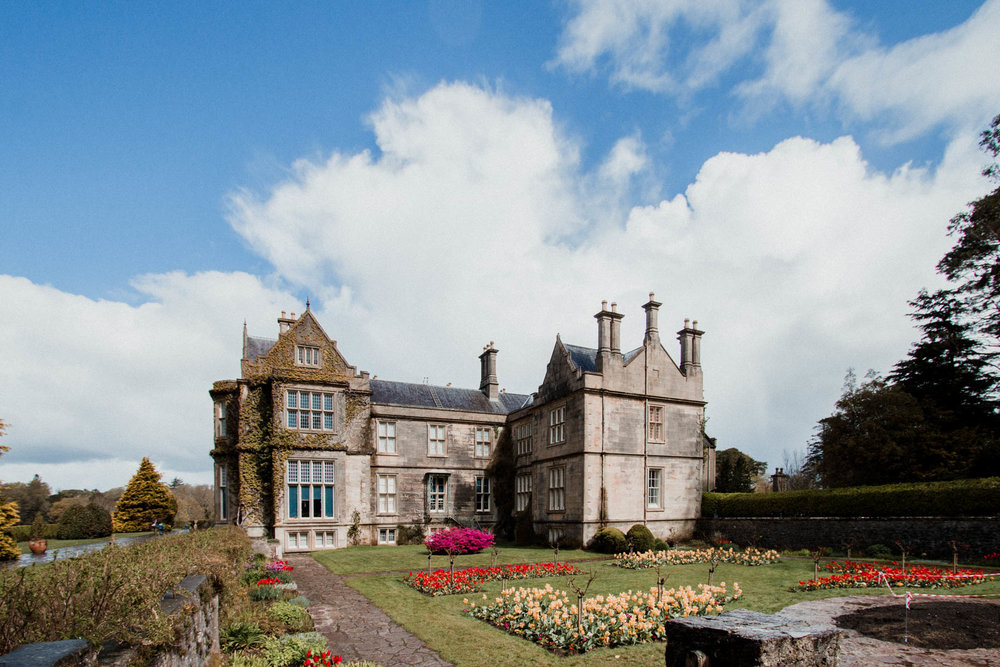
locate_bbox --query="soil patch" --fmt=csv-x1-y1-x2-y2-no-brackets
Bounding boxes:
836,600,1000,650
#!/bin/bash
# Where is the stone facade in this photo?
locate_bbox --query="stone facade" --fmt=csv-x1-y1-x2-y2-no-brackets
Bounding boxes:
211,294,714,552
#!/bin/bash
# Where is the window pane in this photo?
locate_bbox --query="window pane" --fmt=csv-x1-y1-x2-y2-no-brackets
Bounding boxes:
289,486,298,518
287,392,297,408
301,494,310,518
288,461,298,483
324,413,333,430
312,413,321,429
324,461,334,483
287,410,297,428
312,393,321,410
300,391,309,406
325,487,333,517
314,461,324,482
378,422,386,437
387,423,395,437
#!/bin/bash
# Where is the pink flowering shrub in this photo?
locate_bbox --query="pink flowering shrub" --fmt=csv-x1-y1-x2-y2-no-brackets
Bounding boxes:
424,527,496,554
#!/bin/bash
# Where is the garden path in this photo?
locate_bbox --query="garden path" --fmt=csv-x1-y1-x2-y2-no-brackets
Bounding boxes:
286,554,453,666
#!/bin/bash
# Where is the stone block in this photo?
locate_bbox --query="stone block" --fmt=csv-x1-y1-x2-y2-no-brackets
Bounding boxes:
664,609,841,667
0,639,96,666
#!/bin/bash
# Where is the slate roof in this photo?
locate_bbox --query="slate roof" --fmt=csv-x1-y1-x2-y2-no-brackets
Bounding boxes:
564,343,643,370
371,379,532,414
245,336,276,361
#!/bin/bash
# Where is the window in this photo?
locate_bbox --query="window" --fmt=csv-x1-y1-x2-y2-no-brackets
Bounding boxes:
377,474,397,514
548,406,565,444
287,532,308,549
428,475,447,512
377,421,396,453
318,531,337,548
475,427,491,458
286,390,337,432
515,422,532,455
296,345,321,367
214,401,227,438
648,405,664,442
548,527,563,546
286,460,335,519
378,528,397,545
475,476,491,512
218,465,228,520
516,474,532,512
548,467,565,511
647,468,662,508
428,425,446,456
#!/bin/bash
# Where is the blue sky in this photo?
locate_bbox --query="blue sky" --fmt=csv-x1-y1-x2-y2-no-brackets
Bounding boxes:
1,0,998,490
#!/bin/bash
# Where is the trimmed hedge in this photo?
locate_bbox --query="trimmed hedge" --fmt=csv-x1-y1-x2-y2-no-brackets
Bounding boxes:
10,523,60,542
588,527,628,554
702,477,1000,518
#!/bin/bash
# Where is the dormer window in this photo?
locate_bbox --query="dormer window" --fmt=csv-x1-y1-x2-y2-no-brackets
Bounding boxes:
297,345,321,367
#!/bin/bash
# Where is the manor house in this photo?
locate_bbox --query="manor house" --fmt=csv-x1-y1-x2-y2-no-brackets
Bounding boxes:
210,294,714,552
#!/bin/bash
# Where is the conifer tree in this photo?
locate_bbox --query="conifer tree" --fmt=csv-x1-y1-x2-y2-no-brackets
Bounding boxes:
0,419,20,560
112,457,177,532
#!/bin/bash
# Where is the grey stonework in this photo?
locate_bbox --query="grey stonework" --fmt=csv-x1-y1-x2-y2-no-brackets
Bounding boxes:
211,295,716,551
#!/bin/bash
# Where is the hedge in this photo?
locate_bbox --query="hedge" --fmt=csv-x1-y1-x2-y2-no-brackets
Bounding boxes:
702,477,1000,518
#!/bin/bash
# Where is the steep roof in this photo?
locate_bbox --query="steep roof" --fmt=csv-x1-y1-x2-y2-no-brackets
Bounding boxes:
245,336,276,361
562,343,643,371
371,379,531,414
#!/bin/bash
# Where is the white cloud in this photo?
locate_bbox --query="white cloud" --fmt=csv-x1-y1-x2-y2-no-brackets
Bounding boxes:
555,0,1000,143
226,81,989,470
0,272,297,490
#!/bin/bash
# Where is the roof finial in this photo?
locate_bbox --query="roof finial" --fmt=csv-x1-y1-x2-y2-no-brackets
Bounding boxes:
305,299,310,311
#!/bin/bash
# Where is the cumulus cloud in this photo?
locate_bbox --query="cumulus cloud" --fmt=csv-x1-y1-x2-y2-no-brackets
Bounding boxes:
227,81,989,470
554,0,1000,142
0,272,297,489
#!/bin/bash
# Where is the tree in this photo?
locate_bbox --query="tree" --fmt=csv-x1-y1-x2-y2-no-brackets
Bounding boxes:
112,458,177,532
714,447,766,493
1,474,52,524
937,114,1000,353
171,483,214,524
0,419,20,559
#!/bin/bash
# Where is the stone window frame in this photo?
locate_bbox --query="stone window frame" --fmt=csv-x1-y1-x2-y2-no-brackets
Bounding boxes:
377,420,397,454
217,464,228,520
475,475,491,513
286,459,336,520
378,527,397,545
648,404,665,443
428,474,448,513
548,405,566,445
287,531,309,550
317,530,337,548
474,427,492,458
428,424,447,457
284,387,339,433
377,474,397,515
548,466,565,512
295,345,321,367
214,401,227,438
515,421,532,456
647,468,663,509
515,473,532,512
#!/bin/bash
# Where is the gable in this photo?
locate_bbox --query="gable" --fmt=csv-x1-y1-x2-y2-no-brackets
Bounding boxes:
242,309,354,383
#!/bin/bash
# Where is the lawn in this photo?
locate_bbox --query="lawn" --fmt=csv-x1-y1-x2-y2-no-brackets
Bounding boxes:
315,545,1000,667
17,531,153,554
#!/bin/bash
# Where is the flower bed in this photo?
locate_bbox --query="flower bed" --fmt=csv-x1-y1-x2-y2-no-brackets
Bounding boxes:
404,562,584,596
466,582,741,653
797,560,997,591
614,546,780,569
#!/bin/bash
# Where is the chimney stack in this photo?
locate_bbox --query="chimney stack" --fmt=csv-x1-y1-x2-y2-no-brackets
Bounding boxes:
642,292,661,345
594,300,624,372
677,318,704,377
479,342,499,401
278,311,295,334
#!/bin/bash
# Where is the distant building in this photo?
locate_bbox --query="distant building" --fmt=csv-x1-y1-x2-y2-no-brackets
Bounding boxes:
210,294,714,551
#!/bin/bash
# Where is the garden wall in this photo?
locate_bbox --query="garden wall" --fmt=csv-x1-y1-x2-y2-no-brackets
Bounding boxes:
697,516,1000,560
0,574,219,667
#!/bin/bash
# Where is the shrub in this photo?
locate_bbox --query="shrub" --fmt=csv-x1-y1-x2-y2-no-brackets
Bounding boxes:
288,595,310,608
626,524,656,552
866,543,893,559
221,620,267,652
250,585,283,601
653,538,669,551
268,600,311,632
424,527,495,554
57,503,112,539
259,632,327,667
702,477,1000,518
588,527,628,554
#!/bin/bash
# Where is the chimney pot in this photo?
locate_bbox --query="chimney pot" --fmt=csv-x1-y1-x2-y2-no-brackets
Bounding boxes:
693,320,698,329
611,302,617,313
290,312,296,319
281,311,286,318
649,292,654,300
601,300,608,310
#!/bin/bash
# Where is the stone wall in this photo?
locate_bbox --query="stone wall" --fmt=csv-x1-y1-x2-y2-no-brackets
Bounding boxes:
0,574,219,667
698,516,1000,560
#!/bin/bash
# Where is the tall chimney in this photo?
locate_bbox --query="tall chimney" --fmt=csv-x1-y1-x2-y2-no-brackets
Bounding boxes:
278,311,295,334
677,318,704,377
595,300,624,372
643,292,661,345
479,342,499,401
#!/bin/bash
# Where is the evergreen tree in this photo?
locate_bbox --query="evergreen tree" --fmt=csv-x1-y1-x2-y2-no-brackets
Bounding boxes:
0,419,20,560
112,458,177,532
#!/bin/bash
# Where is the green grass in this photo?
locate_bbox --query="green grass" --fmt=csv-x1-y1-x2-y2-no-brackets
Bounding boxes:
18,532,153,554
317,547,1000,667
312,542,600,574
